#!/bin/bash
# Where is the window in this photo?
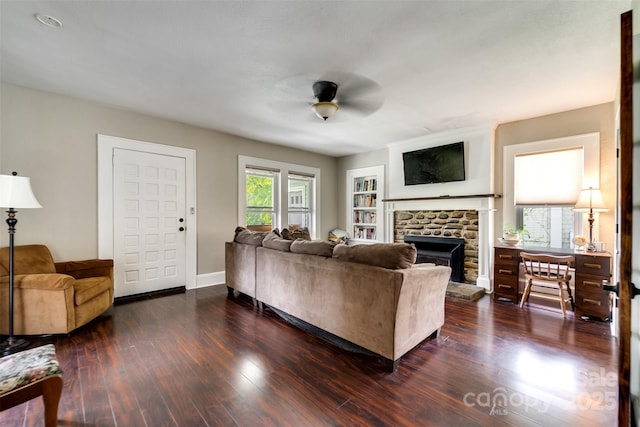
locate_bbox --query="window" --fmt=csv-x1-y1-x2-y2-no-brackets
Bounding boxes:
516,206,577,248
288,173,313,229
514,147,583,249
245,168,276,230
238,156,320,237
503,133,600,250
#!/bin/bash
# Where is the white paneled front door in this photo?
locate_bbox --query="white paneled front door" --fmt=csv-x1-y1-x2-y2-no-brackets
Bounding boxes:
112,148,186,298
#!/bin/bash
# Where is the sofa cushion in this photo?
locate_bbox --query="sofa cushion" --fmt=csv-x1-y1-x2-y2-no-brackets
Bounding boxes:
290,239,336,257
332,243,417,270
262,231,293,252
281,227,311,241
233,226,266,246
74,276,113,306
0,244,56,275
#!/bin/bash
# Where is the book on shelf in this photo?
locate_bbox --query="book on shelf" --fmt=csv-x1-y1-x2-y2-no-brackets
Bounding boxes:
354,177,377,193
353,210,376,224
353,193,377,208
353,226,377,240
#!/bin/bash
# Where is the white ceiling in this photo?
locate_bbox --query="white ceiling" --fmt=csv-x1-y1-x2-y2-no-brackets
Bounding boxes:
0,1,631,157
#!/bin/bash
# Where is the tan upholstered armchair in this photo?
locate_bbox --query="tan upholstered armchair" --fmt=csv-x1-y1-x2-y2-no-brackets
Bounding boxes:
0,245,114,335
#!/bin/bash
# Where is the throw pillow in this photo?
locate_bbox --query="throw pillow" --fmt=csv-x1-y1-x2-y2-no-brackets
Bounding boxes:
281,227,312,241
262,231,293,252
233,226,267,246
290,239,336,257
332,243,417,270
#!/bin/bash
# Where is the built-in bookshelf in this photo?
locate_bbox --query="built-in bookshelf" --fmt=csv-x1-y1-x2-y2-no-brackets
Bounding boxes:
346,165,385,243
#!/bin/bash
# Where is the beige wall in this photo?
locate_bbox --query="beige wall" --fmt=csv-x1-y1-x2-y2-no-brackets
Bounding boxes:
338,103,616,253
495,102,616,253
0,83,338,274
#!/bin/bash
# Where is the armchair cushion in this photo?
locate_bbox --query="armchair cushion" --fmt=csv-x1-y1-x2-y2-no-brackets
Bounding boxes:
2,274,76,291
55,259,113,280
0,245,55,275
74,277,113,306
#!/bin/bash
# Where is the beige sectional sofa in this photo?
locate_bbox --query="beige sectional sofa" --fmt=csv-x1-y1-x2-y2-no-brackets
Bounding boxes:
225,227,451,371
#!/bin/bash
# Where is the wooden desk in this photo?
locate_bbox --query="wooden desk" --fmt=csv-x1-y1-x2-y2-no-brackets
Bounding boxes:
493,245,612,320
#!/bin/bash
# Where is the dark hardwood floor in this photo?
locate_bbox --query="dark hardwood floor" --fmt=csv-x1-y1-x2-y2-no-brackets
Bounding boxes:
1,286,617,426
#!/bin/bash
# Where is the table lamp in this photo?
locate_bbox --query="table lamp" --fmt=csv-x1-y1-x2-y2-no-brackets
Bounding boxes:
573,187,607,252
0,172,42,355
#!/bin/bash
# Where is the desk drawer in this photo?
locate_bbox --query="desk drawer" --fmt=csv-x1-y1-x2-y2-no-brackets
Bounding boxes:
494,274,518,302
494,289,518,303
575,255,611,276
575,274,607,292
495,265,518,276
575,289,611,320
495,248,518,265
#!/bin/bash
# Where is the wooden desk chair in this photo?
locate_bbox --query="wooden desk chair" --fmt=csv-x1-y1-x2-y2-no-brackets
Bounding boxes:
519,252,575,317
0,344,63,427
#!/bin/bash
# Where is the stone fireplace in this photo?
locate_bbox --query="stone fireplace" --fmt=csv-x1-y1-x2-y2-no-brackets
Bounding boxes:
395,210,478,284
383,195,495,290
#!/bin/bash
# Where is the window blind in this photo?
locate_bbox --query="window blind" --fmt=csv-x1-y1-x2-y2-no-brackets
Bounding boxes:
514,147,583,205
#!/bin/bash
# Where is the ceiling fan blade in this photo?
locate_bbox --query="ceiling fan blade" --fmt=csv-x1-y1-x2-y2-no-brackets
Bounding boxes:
273,74,317,100
339,97,384,116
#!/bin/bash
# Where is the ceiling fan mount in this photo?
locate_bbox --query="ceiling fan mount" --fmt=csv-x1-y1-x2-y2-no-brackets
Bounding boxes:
313,81,338,103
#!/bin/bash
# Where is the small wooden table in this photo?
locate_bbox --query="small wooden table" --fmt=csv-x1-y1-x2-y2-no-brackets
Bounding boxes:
493,245,612,320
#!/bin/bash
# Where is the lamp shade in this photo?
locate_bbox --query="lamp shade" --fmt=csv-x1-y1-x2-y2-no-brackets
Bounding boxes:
573,187,607,212
312,101,339,120
0,174,42,209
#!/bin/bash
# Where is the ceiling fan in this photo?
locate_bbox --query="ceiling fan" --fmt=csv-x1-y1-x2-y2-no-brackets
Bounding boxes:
272,72,385,122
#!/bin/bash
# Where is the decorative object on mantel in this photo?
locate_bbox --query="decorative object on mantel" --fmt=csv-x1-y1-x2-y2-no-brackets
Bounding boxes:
0,172,42,355
382,193,501,203
573,187,608,252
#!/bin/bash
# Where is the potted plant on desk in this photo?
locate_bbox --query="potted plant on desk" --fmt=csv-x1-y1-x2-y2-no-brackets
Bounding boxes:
501,225,530,246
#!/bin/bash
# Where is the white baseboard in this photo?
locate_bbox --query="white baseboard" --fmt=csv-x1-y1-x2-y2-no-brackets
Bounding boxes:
192,271,226,289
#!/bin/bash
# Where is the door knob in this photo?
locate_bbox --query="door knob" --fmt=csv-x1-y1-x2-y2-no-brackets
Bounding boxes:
179,227,185,232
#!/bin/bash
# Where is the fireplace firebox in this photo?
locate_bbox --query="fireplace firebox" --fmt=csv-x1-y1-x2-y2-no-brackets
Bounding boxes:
404,235,465,283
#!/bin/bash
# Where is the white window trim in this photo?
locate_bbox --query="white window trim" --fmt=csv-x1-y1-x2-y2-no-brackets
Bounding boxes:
503,132,600,237
238,156,321,238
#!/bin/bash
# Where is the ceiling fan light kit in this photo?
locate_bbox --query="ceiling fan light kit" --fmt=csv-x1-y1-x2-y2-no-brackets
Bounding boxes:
312,101,339,120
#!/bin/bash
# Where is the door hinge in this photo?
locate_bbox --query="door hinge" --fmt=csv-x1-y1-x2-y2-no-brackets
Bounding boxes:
603,281,640,298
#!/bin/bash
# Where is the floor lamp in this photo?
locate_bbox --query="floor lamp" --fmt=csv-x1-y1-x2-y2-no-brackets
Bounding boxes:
0,172,42,355
573,187,608,252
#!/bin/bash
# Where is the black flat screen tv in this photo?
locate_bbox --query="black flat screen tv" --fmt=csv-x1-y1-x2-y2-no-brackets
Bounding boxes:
402,141,465,185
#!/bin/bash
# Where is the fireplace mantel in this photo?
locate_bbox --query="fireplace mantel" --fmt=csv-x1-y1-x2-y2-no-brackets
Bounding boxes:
382,193,501,203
